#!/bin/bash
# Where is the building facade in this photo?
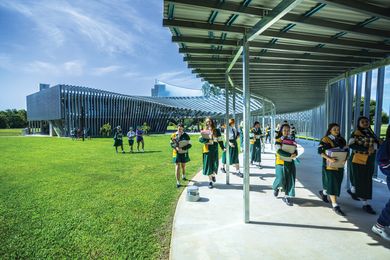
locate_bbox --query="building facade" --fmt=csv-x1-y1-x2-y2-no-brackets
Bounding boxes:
27,84,264,137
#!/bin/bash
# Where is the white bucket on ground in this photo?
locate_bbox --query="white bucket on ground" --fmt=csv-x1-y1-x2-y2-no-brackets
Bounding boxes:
186,186,200,202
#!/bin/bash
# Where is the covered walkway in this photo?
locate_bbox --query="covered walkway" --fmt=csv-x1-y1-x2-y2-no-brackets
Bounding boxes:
170,142,390,259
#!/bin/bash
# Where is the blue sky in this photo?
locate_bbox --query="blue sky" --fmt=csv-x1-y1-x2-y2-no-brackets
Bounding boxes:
0,0,203,110
0,0,389,113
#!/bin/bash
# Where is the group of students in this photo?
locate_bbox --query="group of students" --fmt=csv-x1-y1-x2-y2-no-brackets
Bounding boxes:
170,116,390,241
113,126,145,153
271,116,390,241
171,117,266,188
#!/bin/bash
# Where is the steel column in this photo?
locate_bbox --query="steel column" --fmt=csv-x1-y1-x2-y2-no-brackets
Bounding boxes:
242,35,250,223
354,73,363,129
364,71,372,118
225,73,230,185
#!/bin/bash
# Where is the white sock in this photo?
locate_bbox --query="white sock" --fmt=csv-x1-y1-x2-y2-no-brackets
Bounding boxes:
362,200,368,206
323,190,328,195
176,181,180,185
351,186,356,193
332,203,338,208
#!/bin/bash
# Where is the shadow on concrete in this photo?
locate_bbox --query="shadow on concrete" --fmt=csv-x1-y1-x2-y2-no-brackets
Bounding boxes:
249,221,361,232
293,142,390,249
197,197,210,202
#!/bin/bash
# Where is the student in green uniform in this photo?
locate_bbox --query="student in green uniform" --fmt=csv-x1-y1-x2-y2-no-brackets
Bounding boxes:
347,116,381,214
170,123,192,188
221,118,241,176
250,121,263,169
199,117,225,189
272,123,298,206
113,126,125,154
318,123,348,216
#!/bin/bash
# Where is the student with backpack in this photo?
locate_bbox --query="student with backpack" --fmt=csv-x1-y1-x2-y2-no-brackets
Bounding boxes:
372,125,390,241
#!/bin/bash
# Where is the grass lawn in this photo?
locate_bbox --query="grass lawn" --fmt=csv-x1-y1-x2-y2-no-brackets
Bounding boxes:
0,134,203,259
0,128,22,136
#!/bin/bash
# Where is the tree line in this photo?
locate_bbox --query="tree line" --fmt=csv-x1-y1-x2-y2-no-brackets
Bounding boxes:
0,109,28,128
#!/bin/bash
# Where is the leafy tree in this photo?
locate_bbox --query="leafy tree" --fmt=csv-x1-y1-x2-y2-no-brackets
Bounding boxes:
0,109,27,128
141,122,151,135
100,123,112,137
202,82,223,97
0,113,8,128
355,97,389,124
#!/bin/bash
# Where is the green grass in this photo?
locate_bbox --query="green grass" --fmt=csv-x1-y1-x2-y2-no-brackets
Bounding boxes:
0,135,203,259
0,128,22,136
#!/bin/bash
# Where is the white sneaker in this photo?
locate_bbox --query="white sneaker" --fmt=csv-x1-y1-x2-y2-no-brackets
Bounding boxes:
372,225,390,241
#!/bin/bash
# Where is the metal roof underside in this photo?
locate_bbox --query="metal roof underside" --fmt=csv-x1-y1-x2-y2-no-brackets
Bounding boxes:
163,0,390,114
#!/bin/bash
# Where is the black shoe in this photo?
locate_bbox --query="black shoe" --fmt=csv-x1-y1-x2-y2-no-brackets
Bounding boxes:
333,206,346,216
347,189,359,201
273,189,279,197
208,182,213,189
363,205,376,215
176,184,181,188
282,197,293,206
238,172,243,178
319,190,329,203
211,176,216,182
257,165,263,169
220,168,226,173
182,176,187,181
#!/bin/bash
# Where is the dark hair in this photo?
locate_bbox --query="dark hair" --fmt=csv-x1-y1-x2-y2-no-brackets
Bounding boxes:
276,123,290,138
253,121,260,127
325,123,340,136
356,116,370,130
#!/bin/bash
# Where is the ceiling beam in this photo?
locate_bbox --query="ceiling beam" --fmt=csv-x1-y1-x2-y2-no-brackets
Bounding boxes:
185,57,363,67
194,69,340,74
167,0,390,38
164,19,390,51
188,64,347,71
179,48,376,63
315,0,390,21
172,36,385,58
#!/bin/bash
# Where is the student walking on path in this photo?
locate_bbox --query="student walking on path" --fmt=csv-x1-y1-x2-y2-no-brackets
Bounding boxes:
113,126,125,154
372,125,390,241
318,123,348,216
221,119,241,177
170,124,192,188
347,116,381,214
272,124,298,206
199,117,225,189
250,121,263,168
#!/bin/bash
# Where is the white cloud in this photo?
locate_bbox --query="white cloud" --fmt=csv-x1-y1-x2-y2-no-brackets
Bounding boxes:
92,65,122,76
24,60,84,76
0,0,156,55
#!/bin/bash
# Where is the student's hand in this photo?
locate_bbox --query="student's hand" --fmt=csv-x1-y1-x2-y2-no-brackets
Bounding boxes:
291,154,297,159
176,147,180,151
229,143,235,148
368,146,374,154
328,157,337,163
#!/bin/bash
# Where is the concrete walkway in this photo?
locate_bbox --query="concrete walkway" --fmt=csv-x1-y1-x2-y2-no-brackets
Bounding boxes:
170,141,390,259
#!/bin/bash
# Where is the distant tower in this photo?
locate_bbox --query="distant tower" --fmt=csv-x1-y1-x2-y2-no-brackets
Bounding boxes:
151,80,167,97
